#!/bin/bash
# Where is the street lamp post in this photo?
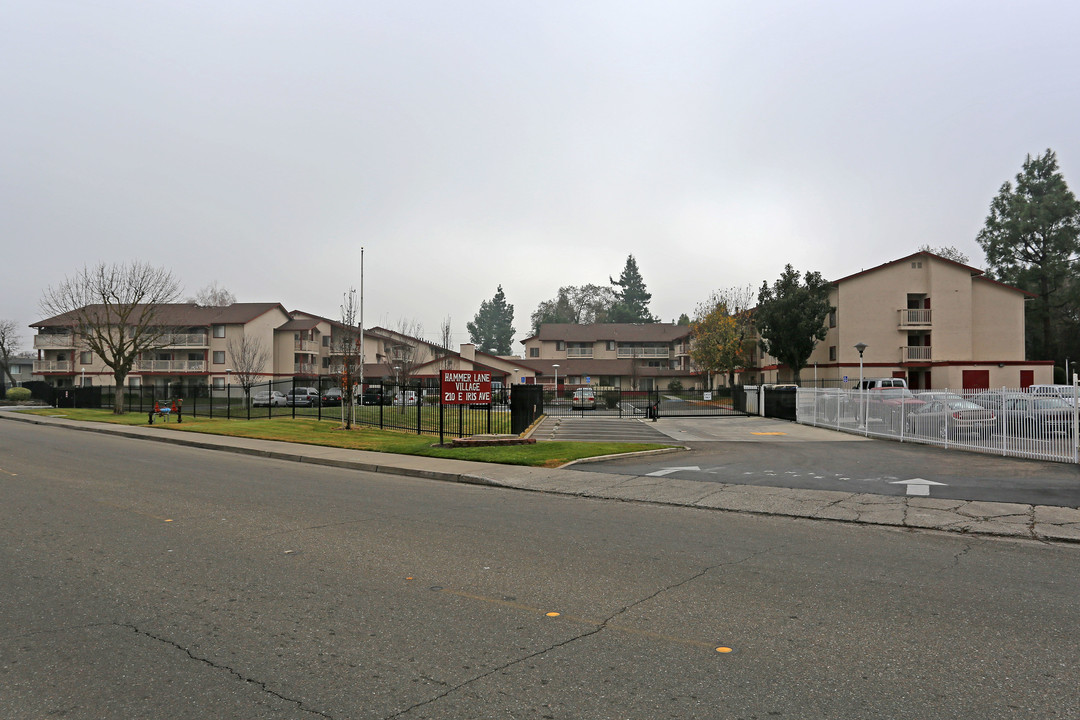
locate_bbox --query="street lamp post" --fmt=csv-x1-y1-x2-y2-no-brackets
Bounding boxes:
854,343,867,429
552,364,560,400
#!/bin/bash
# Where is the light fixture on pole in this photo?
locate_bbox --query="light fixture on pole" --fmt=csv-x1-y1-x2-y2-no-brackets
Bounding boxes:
512,369,518,384
552,364,560,393
854,343,867,428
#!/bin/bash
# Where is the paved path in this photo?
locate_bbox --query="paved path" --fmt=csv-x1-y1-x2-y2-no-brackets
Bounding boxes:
3,410,1079,544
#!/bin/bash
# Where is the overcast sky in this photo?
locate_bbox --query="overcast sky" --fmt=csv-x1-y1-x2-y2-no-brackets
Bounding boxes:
4,0,1079,352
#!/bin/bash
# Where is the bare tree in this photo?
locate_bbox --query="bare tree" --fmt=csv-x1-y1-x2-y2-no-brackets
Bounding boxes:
0,319,21,387
389,317,424,389
225,334,269,403
189,281,236,307
336,289,362,429
40,262,183,414
438,315,454,370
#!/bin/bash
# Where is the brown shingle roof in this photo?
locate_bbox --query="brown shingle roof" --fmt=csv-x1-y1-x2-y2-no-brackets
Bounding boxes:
524,323,691,344
33,302,288,327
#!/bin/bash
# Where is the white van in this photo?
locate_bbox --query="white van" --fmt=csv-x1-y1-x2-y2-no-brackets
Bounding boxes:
1027,384,1078,407
852,377,908,390
394,390,419,406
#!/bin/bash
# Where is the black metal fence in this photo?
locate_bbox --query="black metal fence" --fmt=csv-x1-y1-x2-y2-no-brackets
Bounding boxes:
43,377,545,441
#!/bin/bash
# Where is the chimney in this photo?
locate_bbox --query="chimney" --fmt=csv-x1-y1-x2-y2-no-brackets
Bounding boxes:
460,343,476,362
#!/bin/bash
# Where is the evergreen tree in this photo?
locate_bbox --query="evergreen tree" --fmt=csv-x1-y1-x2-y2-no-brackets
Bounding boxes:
608,255,657,323
755,265,832,384
530,284,614,333
467,285,515,354
976,149,1080,361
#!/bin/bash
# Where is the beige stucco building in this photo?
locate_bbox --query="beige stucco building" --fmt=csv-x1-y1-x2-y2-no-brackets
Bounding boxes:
517,323,700,391
741,252,1053,390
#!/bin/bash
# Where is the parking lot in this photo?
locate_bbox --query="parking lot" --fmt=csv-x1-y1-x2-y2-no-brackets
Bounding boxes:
569,415,1080,507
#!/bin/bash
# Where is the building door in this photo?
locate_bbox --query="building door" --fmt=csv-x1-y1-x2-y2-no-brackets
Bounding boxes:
962,370,990,390
1020,370,1034,389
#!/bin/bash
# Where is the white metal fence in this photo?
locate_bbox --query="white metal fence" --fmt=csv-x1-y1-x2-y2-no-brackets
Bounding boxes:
796,386,1080,464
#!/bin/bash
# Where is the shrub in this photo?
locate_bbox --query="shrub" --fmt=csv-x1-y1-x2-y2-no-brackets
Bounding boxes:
603,391,620,409
667,379,683,393
6,387,31,401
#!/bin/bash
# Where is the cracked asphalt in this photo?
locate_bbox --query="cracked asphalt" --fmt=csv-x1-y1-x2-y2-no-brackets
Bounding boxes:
3,416,1080,718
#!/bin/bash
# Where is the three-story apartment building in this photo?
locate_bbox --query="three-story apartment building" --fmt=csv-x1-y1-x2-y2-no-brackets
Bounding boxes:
741,252,1053,390
518,323,699,390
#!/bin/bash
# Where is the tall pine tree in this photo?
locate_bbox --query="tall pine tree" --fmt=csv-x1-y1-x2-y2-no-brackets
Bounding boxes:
467,285,516,354
608,255,657,323
976,149,1080,362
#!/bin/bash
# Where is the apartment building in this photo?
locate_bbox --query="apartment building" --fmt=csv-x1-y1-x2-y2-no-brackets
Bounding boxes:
32,302,306,389
31,303,524,392
742,252,1053,390
517,323,699,390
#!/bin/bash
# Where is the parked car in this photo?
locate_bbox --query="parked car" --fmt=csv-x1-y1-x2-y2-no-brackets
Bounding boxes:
321,387,344,406
997,394,1074,437
1027,384,1079,407
361,388,392,405
394,390,419,406
906,398,996,440
571,388,597,410
862,387,924,430
286,387,321,406
251,390,287,407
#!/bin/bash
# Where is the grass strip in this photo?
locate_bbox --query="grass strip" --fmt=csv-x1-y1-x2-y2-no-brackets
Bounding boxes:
19,408,675,468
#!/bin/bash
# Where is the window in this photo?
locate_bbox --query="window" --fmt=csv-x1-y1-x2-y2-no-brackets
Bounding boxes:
322,336,330,347
829,346,836,361
606,341,615,351
80,351,92,364
530,347,539,358
556,341,565,351
322,357,330,368
213,351,225,364
57,353,66,362
128,376,141,387
213,377,225,389
213,325,225,338
829,310,836,328
911,261,922,269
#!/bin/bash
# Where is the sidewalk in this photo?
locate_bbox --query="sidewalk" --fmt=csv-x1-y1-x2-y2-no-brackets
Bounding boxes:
5,410,1080,544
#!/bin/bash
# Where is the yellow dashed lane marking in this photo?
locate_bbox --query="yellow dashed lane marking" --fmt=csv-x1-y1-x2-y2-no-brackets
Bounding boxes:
0,467,17,476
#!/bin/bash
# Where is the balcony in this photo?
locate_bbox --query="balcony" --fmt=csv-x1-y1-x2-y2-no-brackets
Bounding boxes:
34,334,75,349
137,360,207,372
295,339,318,352
901,345,932,363
617,347,670,359
34,360,72,373
294,362,318,375
566,347,594,358
160,333,209,347
898,308,932,327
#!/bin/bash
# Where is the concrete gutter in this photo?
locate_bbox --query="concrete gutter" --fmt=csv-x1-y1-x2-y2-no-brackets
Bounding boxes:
3,410,1079,544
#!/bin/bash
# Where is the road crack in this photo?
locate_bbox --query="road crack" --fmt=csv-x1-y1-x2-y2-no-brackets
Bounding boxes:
118,623,333,719
384,547,775,719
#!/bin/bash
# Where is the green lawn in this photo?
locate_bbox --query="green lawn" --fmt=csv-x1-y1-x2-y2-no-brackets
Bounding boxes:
19,408,676,468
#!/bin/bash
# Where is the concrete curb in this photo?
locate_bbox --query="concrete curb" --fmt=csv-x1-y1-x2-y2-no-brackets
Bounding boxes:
4,411,1079,544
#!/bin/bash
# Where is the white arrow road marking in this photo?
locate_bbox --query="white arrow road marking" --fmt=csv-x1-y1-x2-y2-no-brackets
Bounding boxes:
646,466,702,477
890,478,948,496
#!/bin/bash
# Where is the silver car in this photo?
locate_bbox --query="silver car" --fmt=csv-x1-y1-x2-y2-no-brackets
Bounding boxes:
571,388,597,410
252,390,287,407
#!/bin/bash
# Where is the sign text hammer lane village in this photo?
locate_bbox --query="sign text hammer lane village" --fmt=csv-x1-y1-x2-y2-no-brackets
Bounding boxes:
440,370,492,405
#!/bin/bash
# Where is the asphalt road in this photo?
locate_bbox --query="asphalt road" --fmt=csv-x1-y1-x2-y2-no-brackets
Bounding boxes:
571,416,1080,506
2,421,1079,719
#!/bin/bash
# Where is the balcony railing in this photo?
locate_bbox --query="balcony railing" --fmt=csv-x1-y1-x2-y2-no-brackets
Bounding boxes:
617,347,670,359
33,360,72,373
295,339,318,352
901,345,932,362
137,360,207,372
898,308,932,326
33,334,76,349
566,347,593,358
159,333,209,347
294,362,317,375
